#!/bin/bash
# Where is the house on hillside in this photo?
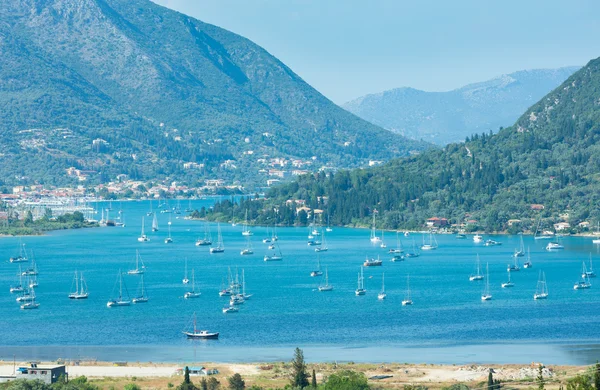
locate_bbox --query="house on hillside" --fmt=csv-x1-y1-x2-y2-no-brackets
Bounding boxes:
426,217,448,227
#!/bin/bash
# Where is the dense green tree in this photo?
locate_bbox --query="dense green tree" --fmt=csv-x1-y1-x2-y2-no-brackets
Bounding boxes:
322,370,369,390
290,348,310,389
594,362,600,390
567,375,593,390
538,366,545,390
227,373,245,390
311,369,317,388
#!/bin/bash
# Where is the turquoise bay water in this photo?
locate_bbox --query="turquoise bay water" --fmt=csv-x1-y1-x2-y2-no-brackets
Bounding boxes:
1,200,600,364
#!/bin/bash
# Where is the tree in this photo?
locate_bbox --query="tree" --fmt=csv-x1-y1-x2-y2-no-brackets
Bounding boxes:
538,365,545,390
124,385,141,390
228,373,245,390
567,375,593,390
200,378,208,390
290,347,310,389
178,367,198,390
322,370,369,390
311,369,317,388
207,377,220,390
594,361,600,390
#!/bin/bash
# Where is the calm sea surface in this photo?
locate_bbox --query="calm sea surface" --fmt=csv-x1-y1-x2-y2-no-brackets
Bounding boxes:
1,199,600,364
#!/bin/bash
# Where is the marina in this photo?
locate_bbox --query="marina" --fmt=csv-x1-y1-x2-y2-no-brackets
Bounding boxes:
2,200,600,364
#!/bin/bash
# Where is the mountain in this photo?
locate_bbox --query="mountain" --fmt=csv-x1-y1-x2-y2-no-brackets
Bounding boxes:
0,0,428,186
343,67,580,145
211,57,600,233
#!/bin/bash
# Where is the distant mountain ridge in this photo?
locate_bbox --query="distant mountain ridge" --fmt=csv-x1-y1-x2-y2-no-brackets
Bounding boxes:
343,67,580,145
0,0,427,186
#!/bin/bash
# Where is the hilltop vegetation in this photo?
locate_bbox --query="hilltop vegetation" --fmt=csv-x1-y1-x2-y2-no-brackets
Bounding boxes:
0,0,427,187
343,67,579,145
208,57,600,232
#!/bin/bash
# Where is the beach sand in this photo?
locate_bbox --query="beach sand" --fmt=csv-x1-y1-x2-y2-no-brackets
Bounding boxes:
0,360,591,389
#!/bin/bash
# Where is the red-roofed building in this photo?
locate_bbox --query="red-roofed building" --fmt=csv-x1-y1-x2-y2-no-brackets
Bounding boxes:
426,217,449,227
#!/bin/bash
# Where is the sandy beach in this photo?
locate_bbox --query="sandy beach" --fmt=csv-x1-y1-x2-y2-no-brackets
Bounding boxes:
0,360,591,389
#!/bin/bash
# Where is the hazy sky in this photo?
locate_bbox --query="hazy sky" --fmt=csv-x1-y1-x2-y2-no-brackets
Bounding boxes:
153,0,600,104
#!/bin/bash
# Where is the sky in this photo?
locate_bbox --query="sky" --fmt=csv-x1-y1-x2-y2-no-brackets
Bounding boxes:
153,0,600,104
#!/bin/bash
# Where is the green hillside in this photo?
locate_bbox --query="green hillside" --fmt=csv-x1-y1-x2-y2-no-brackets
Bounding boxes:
209,57,600,232
0,0,427,186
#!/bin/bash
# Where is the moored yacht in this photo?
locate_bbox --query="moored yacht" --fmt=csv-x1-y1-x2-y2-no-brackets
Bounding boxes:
534,271,548,300
68,271,89,299
107,271,131,307
363,256,383,267
183,312,219,339
355,267,366,295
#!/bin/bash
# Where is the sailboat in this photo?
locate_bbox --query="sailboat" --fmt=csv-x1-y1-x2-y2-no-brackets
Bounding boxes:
138,217,149,242
533,271,548,299
264,241,283,261
315,228,328,252
127,250,146,275
262,226,272,243
534,216,553,240
182,258,190,284
501,269,514,288
469,254,484,281
152,214,159,232
195,223,212,246
9,240,28,263
222,304,239,314
593,222,600,244
546,235,564,250
523,247,533,268
310,253,323,277
242,210,253,236
574,262,592,290
370,213,381,243
318,267,333,291
182,312,219,339
209,223,225,253
513,234,525,257
402,275,413,305
132,274,149,303
107,271,131,307
377,273,387,300
20,283,39,310
68,271,89,299
326,215,333,232
10,266,25,293
165,214,173,243
355,267,366,295
21,255,38,276
185,198,193,213
389,232,403,254
239,269,252,300
473,234,484,243
404,239,420,258
147,200,154,216
241,235,254,255
29,275,38,289
481,263,492,300
380,231,387,248
184,269,201,298
583,254,596,278
420,231,438,250
507,255,520,272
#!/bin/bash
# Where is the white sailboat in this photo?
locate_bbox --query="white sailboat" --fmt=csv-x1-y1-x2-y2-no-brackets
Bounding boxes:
132,274,149,303
242,210,253,236
318,267,333,291
533,271,548,299
165,214,173,243
209,223,225,253
147,200,154,216
380,231,387,248
21,255,38,276
315,228,328,252
182,312,219,339
127,250,146,275
195,223,212,246
355,267,366,295
473,234,483,243
501,269,514,288
152,214,159,232
507,255,521,272
137,217,149,242
310,253,323,277
10,266,25,294
370,213,381,243
107,271,131,307
377,273,387,300
420,231,438,250
262,226,272,243
240,235,254,255
593,222,600,244
9,240,28,263
523,247,533,268
240,269,252,300
404,239,420,258
513,234,525,257
481,263,492,300
20,284,39,310
574,262,592,290
264,241,283,261
469,254,484,281
326,215,333,232
68,271,89,299
402,275,413,306
534,216,553,240
184,269,201,298
182,258,190,284
583,254,596,278
389,232,404,254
